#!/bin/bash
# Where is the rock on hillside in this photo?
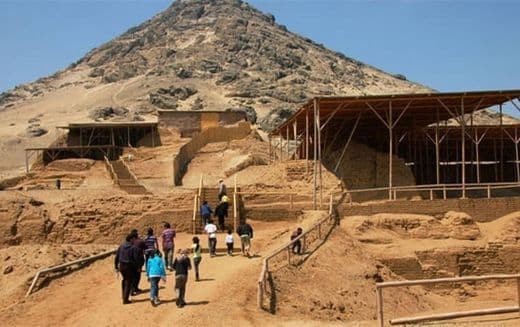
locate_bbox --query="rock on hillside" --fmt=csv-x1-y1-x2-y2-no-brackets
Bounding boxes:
0,0,430,125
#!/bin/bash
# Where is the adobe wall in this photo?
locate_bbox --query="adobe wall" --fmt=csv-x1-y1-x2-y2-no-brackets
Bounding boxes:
172,122,251,185
341,196,520,222
158,110,246,136
323,141,417,201
381,243,520,280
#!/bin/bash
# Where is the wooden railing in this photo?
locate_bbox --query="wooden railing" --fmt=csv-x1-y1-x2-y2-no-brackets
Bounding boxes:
376,274,520,326
103,156,118,185
192,174,204,234
346,182,520,203
257,194,336,310
26,249,116,297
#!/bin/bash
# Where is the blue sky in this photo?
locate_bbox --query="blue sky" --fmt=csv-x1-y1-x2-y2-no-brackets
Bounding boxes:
1,0,519,114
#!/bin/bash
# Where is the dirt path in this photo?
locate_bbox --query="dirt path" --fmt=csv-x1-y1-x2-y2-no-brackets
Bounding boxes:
0,219,315,326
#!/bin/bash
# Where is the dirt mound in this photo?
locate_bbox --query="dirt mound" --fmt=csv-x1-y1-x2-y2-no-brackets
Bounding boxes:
344,212,481,243
0,244,113,310
45,159,96,172
273,227,446,321
480,211,520,243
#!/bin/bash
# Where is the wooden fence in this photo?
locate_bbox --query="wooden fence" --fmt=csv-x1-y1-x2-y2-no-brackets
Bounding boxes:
346,181,520,203
376,274,520,326
257,194,336,310
26,249,116,297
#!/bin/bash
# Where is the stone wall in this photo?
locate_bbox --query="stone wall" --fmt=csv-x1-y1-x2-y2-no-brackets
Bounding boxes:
341,196,520,222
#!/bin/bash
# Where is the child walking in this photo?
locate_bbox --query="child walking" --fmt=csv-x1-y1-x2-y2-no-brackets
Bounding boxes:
192,236,202,281
225,229,234,256
146,250,166,306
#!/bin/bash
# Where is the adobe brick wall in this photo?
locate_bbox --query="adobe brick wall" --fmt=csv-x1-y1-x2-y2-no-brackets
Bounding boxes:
341,196,520,222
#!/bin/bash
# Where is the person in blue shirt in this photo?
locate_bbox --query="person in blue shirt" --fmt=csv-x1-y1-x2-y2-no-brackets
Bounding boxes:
146,250,166,306
200,201,212,226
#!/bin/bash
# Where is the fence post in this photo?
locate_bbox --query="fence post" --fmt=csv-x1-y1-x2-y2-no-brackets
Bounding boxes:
517,278,520,316
487,185,491,199
290,194,293,210
443,185,447,200
392,189,397,201
377,286,384,327
429,189,433,200
233,192,238,231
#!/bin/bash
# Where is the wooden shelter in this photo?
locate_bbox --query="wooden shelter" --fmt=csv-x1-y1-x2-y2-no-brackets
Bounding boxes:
269,90,520,207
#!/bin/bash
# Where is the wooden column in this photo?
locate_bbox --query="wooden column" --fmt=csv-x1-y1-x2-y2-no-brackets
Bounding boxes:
313,99,318,210
500,104,504,181
461,98,466,198
293,120,298,159
279,132,283,162
388,101,394,200
286,126,290,159
317,101,323,208
305,110,309,172
435,109,441,184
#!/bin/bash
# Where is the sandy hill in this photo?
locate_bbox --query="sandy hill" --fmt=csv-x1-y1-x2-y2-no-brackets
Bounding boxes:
0,0,434,178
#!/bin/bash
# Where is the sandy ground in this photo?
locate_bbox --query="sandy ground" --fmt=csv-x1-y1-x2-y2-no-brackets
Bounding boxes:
0,214,334,326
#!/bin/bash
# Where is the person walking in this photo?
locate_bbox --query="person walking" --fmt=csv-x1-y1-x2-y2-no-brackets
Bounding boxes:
161,223,176,270
236,221,253,257
130,229,145,294
191,236,202,281
215,202,226,231
115,234,140,304
200,201,212,226
204,219,218,257
290,227,303,254
172,249,192,308
144,228,159,269
225,229,234,256
217,179,227,201
146,250,166,306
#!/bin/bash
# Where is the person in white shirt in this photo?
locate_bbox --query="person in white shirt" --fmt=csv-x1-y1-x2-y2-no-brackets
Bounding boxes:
204,219,218,257
225,229,234,256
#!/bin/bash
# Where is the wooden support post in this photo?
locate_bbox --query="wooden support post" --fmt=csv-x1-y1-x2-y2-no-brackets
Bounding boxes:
443,185,447,200
377,287,384,327
25,151,29,173
293,120,298,159
516,277,520,316
429,189,433,200
516,128,520,183
151,126,155,147
435,109,441,185
268,136,272,162
286,126,290,160
289,194,293,210
279,132,283,162
487,185,491,199
313,99,318,210
388,101,394,200
318,101,323,209
500,104,504,181
461,98,466,199
306,110,309,172
334,113,362,172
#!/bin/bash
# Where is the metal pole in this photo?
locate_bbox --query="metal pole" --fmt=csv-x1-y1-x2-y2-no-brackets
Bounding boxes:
377,287,384,327
388,101,393,200
318,101,323,209
306,110,309,172
461,98,466,198
313,99,318,210
435,109,441,184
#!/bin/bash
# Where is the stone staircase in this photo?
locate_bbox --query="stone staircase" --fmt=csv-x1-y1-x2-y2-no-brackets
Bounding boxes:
194,187,241,234
110,159,150,195
285,160,312,182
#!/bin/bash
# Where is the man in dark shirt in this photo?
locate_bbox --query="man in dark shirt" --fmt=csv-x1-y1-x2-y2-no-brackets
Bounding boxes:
130,229,145,294
115,234,139,304
236,221,254,257
172,249,192,308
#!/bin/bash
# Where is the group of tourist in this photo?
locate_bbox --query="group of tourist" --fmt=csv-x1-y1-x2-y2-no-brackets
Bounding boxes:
114,219,255,307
